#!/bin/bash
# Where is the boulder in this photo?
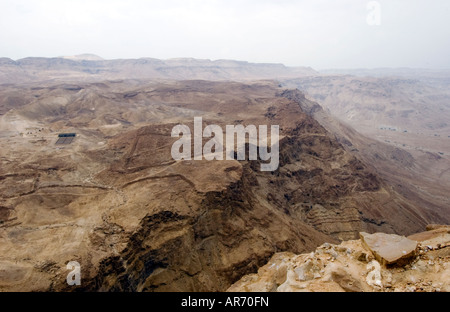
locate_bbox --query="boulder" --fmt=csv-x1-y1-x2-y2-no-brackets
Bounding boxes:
359,232,418,267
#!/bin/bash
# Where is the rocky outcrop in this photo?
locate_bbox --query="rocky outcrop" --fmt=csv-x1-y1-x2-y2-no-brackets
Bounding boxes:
228,226,450,292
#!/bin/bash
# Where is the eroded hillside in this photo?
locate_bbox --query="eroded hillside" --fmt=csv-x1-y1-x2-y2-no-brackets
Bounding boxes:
0,80,443,291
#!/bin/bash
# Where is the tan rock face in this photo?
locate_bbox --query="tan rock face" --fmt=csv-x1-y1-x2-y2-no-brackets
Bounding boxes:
228,227,450,292
360,232,418,266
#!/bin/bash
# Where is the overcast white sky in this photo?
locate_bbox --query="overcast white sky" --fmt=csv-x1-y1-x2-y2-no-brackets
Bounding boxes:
0,0,449,69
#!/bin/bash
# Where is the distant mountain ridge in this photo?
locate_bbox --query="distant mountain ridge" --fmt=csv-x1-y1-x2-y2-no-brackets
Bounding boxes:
0,55,317,83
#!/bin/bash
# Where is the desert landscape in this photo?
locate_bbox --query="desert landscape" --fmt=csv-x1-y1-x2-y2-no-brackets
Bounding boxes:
0,55,449,292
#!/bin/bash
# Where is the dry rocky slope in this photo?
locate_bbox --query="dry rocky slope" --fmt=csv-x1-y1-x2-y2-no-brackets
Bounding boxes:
228,225,450,292
282,73,450,143
0,78,445,292
278,89,450,226
282,75,450,218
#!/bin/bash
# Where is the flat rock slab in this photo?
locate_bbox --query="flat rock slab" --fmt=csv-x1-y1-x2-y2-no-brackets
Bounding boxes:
360,232,418,266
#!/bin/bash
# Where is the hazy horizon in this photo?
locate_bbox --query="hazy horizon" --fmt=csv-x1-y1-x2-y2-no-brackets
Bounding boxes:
4,53,450,72
1,0,449,70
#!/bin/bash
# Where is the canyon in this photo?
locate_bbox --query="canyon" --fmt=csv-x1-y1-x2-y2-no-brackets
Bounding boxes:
0,56,448,291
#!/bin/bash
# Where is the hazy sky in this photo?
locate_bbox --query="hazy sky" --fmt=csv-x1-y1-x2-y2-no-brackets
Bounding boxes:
0,0,449,69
